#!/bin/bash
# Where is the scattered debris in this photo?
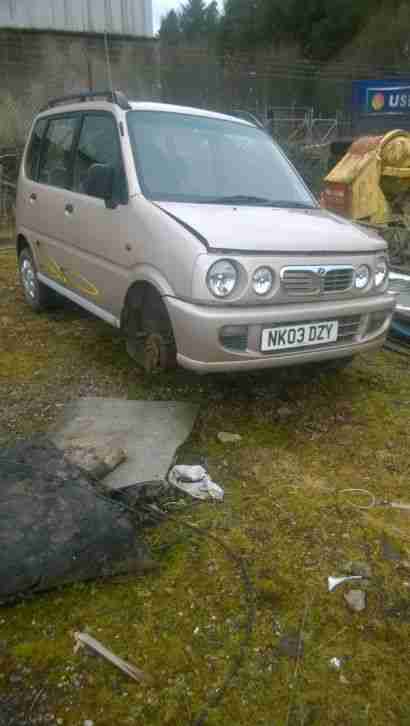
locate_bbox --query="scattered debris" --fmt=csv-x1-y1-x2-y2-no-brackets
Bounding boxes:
344,589,366,613
217,432,242,444
111,480,169,506
329,657,342,670
340,561,372,579
391,501,410,512
0,438,154,604
52,398,199,489
168,465,224,501
278,632,304,659
328,576,363,592
74,632,150,684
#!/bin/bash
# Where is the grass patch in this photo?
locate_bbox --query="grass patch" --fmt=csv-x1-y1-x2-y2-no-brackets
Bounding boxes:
0,223,14,242
1,248,410,724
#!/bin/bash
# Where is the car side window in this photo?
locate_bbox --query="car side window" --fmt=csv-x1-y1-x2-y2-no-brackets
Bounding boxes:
38,116,78,189
25,119,47,180
73,114,127,202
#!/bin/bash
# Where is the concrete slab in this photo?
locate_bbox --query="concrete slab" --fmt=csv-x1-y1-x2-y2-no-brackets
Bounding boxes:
52,397,198,490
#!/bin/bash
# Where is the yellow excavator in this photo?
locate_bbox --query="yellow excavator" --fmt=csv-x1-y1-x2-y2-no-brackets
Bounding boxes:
321,130,410,339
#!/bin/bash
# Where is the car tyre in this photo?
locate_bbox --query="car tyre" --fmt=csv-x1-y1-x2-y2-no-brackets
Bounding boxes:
18,247,56,312
126,290,177,374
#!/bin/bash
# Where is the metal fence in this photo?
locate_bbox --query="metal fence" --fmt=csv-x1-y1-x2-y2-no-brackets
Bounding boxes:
0,151,20,230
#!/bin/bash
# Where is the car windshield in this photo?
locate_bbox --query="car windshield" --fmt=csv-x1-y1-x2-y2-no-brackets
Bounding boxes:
127,110,316,207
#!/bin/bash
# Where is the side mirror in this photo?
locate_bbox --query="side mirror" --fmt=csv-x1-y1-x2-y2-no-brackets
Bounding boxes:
84,163,114,202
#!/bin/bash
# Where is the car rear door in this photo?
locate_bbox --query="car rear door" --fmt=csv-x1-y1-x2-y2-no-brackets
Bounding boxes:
17,117,48,260
24,113,81,283
57,111,135,320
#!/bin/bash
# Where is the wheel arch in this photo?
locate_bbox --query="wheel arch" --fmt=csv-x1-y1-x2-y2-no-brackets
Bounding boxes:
121,278,173,335
16,233,30,259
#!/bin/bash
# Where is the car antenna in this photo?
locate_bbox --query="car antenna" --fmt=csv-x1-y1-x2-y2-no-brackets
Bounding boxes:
104,25,114,96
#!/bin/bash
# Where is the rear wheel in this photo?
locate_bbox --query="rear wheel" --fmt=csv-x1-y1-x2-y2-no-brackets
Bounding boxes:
18,247,56,312
126,288,177,374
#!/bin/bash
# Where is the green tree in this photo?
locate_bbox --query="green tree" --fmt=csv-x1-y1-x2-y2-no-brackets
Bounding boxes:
159,10,182,45
179,0,208,43
205,1,220,34
220,0,380,59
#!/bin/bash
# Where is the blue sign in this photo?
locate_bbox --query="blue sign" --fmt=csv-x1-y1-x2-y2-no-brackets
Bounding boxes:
352,80,410,116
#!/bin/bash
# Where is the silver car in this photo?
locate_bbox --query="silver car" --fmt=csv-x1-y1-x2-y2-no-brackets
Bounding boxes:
16,91,395,374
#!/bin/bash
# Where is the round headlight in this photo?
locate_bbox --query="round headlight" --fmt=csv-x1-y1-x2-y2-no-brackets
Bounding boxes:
207,260,238,298
375,257,388,287
355,265,371,290
252,267,274,296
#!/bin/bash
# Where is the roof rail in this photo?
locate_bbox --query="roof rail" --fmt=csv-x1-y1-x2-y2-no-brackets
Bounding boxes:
40,90,131,112
230,109,266,129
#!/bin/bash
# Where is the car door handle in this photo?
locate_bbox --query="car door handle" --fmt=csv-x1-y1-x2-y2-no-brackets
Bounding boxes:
29,193,37,202
65,203,74,215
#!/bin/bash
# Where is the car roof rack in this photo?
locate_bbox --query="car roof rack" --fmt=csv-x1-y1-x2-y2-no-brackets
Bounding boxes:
40,90,131,112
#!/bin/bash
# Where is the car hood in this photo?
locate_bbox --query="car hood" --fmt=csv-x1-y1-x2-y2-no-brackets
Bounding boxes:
157,203,386,254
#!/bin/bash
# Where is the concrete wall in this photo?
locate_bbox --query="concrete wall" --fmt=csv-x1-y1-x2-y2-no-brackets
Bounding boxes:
0,28,160,144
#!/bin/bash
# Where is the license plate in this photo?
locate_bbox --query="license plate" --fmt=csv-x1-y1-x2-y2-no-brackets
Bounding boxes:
261,320,339,352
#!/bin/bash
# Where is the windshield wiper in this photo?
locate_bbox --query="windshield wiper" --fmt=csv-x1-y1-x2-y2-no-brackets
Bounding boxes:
268,200,317,209
208,195,316,209
208,195,276,205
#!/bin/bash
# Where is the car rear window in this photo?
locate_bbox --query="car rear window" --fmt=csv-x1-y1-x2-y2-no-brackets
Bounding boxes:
38,116,78,190
25,118,47,181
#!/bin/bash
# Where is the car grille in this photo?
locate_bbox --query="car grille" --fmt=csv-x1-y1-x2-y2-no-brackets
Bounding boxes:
323,268,354,292
281,266,354,295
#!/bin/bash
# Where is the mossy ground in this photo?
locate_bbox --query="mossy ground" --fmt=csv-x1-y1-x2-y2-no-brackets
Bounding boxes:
1,248,410,725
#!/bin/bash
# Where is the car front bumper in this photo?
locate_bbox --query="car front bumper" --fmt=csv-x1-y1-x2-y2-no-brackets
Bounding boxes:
165,293,395,374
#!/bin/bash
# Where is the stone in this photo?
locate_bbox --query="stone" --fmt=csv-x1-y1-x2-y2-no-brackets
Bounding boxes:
381,536,402,562
217,432,242,444
344,590,366,613
277,405,293,420
278,632,304,658
63,445,127,481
